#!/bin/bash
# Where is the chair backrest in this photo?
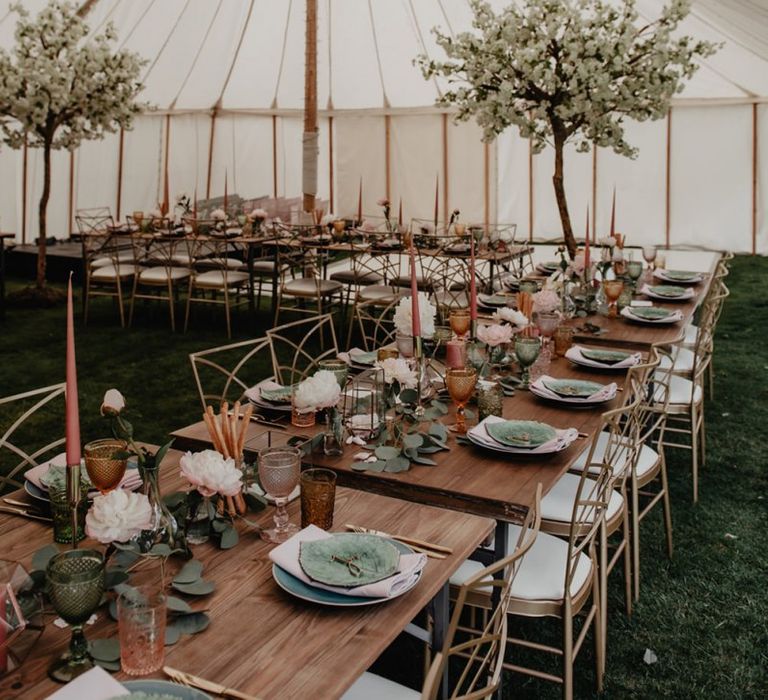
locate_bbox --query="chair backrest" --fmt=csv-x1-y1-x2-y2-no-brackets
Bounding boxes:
351,247,398,286
0,384,66,493
267,315,339,384
189,338,273,409
354,296,402,351
422,485,543,700
129,230,191,272
75,208,114,236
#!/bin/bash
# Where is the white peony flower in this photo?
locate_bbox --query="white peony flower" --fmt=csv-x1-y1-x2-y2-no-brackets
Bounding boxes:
477,323,514,347
493,307,529,328
293,370,342,412
149,207,162,219
100,388,125,416
374,357,418,389
321,213,337,225
180,449,243,498
210,208,226,221
250,208,268,219
85,489,153,544
393,293,437,338
598,236,617,248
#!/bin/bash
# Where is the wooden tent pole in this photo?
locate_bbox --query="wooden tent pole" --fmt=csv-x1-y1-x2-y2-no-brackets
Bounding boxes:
752,102,758,255
528,137,534,242
116,127,124,221
206,107,218,200
21,136,28,244
68,150,75,236
384,114,391,200
591,146,597,236
302,0,318,213
442,113,448,227
328,116,334,213
665,109,672,248
483,140,490,232
272,115,278,198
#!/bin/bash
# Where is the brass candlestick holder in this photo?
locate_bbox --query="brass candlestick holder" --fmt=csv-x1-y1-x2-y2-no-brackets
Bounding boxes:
66,461,82,549
413,335,425,420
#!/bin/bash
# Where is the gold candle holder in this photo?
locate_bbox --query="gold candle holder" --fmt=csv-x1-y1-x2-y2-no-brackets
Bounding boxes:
66,461,82,550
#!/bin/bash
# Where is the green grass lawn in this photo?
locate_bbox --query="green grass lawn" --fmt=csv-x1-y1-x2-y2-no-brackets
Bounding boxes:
1,256,767,698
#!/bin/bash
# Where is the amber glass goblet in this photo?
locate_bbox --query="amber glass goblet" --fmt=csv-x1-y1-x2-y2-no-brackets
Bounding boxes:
446,367,478,434
603,280,624,318
449,309,471,339
84,438,128,494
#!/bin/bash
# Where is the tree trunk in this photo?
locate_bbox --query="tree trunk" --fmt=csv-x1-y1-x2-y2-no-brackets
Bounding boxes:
302,0,318,214
37,142,52,289
552,128,577,259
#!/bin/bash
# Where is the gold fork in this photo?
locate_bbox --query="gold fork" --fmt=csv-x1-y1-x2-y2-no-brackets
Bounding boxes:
164,666,261,700
345,524,451,559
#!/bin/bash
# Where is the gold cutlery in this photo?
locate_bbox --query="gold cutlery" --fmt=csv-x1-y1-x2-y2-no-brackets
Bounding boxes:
3,497,37,508
0,506,52,523
164,666,261,700
345,524,452,557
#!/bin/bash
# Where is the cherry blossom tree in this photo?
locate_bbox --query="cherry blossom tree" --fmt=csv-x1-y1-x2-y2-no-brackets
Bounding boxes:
0,1,145,292
419,0,717,257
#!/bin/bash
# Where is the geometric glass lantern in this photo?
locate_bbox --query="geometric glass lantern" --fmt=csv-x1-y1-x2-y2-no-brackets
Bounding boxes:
0,560,44,677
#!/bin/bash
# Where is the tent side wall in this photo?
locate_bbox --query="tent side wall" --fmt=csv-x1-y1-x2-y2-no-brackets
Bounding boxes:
4,102,764,254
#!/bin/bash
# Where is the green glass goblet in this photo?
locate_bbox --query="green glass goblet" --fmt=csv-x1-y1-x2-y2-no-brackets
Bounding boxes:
514,337,541,390
46,549,105,683
627,260,643,291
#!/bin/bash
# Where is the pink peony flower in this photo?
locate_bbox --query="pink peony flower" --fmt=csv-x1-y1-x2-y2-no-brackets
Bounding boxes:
377,197,390,207
100,388,126,416
180,450,243,497
532,289,561,314
477,323,514,347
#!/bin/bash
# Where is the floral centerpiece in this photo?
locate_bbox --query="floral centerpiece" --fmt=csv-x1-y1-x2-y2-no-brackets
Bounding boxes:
175,192,191,217
493,307,529,329
375,357,418,409
294,370,344,454
100,389,178,551
393,293,437,339
472,322,514,377
532,289,561,314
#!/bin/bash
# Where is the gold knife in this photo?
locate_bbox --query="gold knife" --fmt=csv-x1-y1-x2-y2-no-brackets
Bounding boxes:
0,506,52,523
345,524,452,555
164,666,260,700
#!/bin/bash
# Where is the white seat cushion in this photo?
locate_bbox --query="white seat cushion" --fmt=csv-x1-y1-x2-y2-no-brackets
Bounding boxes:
570,430,660,480
341,672,420,700
654,371,702,406
196,257,244,270
284,278,343,296
358,284,397,302
659,346,695,373
138,266,189,283
193,270,250,289
91,251,133,268
541,473,624,524
682,323,698,347
91,264,140,280
450,524,593,601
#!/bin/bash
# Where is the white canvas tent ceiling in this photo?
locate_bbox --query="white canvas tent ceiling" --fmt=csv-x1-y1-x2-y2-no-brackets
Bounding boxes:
0,0,766,253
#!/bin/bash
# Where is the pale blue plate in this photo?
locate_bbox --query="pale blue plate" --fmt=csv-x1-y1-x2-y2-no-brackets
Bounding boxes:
272,539,419,607
122,679,211,699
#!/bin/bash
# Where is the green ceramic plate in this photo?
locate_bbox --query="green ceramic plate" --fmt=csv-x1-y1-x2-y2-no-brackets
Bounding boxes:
479,293,515,306
350,350,378,365
539,261,559,271
662,269,699,281
628,306,674,320
299,534,400,587
259,385,295,403
121,680,211,699
485,420,557,448
542,378,604,398
41,464,92,490
580,348,632,364
647,285,687,298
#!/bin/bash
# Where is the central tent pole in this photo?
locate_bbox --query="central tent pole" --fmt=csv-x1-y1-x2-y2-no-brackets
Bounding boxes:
303,0,318,214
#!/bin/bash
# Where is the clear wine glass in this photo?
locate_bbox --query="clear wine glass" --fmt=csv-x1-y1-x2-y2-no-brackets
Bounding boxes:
642,246,657,280
446,367,478,434
535,312,560,361
259,446,301,543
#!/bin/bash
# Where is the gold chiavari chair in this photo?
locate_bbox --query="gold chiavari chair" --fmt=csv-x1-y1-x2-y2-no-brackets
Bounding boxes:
266,314,339,385
450,467,610,699
352,296,403,352
342,486,542,700
1,384,66,494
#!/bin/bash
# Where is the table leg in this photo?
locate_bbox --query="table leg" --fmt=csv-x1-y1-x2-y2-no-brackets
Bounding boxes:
0,237,5,321
430,582,450,700
491,520,508,608
271,245,279,319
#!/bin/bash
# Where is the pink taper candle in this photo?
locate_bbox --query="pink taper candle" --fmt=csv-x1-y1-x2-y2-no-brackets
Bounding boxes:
584,204,590,273
409,242,421,338
609,187,616,237
65,274,81,467
469,234,478,323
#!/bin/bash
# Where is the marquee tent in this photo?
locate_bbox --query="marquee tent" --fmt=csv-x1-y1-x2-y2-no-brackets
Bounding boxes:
1,0,766,252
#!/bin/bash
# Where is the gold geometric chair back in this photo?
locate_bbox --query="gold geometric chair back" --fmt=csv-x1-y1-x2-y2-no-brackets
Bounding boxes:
75,208,114,237
267,314,339,385
422,485,542,700
353,296,401,352
431,258,471,323
0,384,66,493
189,337,273,409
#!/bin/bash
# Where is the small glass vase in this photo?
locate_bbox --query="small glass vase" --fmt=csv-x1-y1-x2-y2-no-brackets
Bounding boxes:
323,408,344,457
137,464,180,553
186,496,211,546
476,380,504,421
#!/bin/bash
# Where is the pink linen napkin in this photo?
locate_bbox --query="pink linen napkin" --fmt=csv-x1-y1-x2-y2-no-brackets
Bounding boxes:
566,346,641,369
531,376,617,403
269,525,427,598
46,666,127,699
24,453,142,492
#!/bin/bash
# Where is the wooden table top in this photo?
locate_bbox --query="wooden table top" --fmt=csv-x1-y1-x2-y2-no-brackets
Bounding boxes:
566,268,716,350
172,356,628,525
0,450,494,700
